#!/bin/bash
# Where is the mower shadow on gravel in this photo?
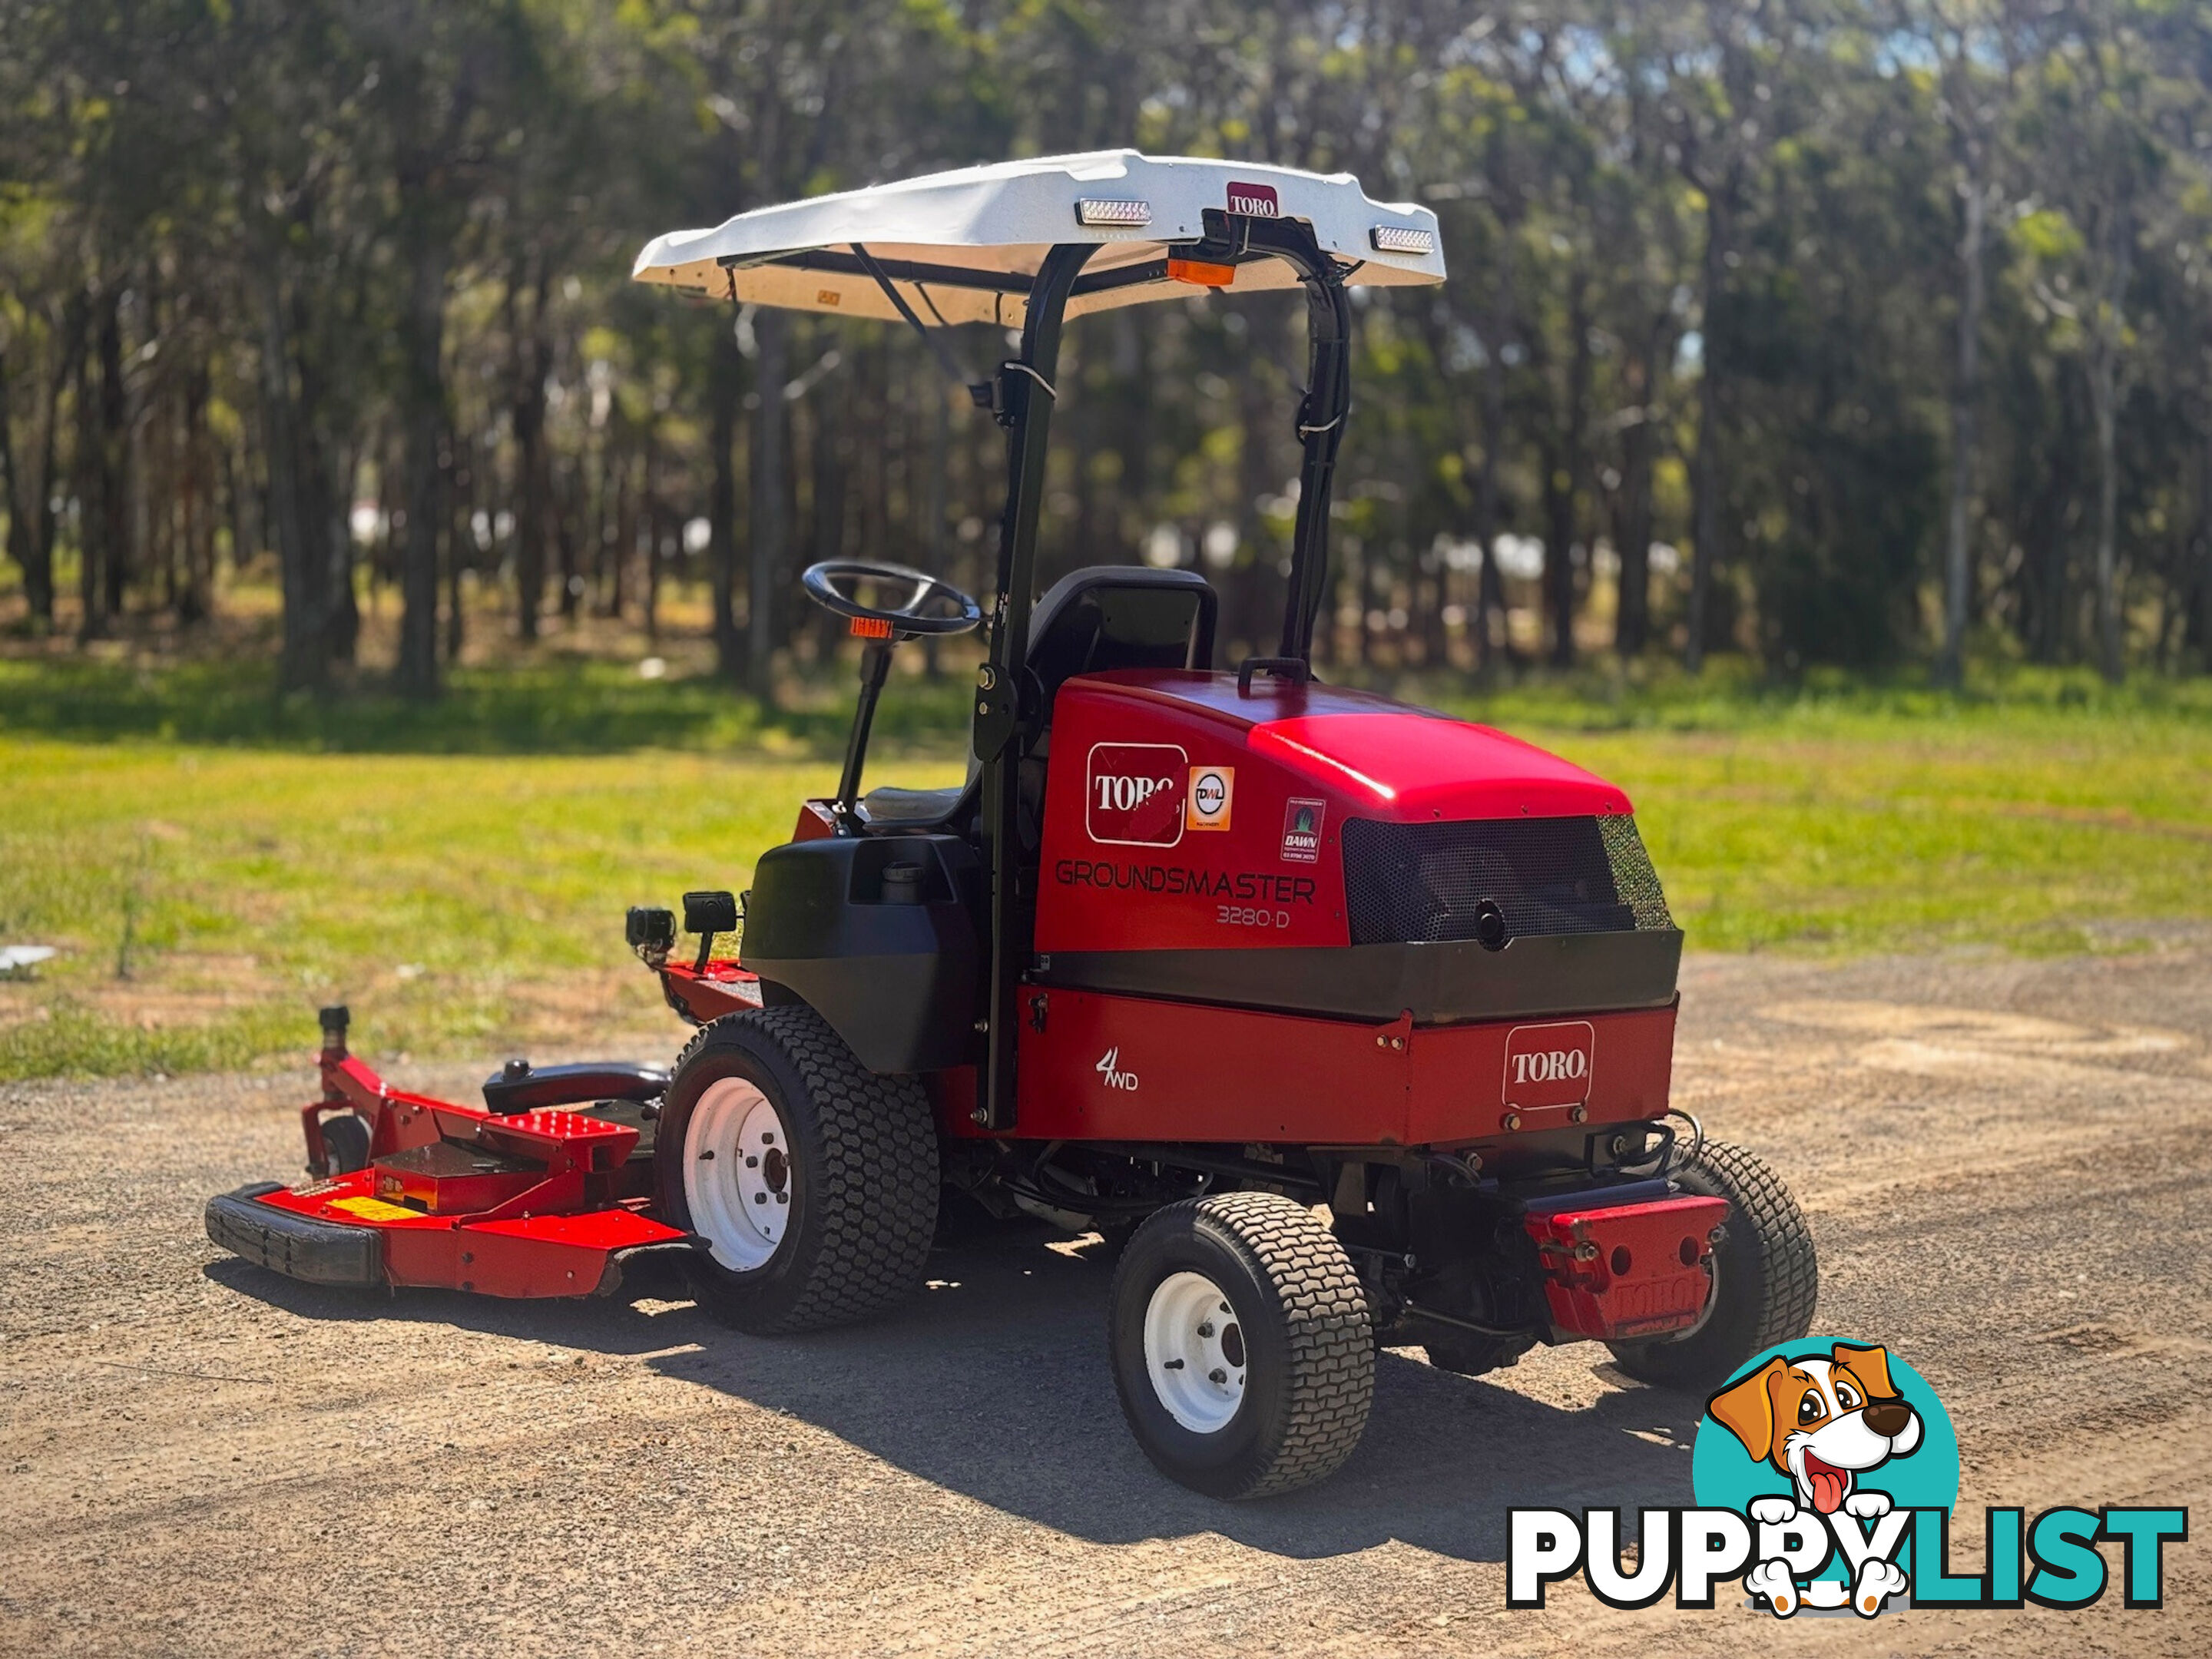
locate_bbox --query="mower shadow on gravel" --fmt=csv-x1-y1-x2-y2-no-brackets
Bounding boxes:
207,1229,1700,1563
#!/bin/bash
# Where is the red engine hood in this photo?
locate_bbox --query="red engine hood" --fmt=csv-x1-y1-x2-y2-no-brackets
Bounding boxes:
1079,670,1632,821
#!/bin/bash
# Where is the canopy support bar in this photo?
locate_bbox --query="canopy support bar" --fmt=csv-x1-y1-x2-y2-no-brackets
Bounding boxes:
972,242,1095,1133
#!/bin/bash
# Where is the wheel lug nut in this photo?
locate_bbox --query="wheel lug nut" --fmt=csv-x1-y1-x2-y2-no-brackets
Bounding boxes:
746,1156,759,1168
1209,1369,1227,1385
753,1193,768,1205
1197,1322,1214,1339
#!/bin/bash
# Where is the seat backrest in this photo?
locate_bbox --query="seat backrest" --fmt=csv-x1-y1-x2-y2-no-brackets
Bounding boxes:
859,567,1215,839
1026,565,1217,706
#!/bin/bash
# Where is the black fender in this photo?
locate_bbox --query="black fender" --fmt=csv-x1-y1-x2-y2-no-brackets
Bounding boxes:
740,833,982,1074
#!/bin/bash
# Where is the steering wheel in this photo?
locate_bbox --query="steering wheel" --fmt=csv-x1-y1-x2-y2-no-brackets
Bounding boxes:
801,561,982,638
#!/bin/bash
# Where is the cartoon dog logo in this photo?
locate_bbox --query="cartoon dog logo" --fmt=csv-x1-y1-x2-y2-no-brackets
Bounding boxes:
1707,1342,1923,1615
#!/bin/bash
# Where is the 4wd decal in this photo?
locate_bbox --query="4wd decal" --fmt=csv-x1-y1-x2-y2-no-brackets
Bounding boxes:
1225,180,1280,217
1055,858,1316,906
1086,742,1187,847
1094,1047,1138,1091
1279,797,1326,863
1503,1020,1596,1110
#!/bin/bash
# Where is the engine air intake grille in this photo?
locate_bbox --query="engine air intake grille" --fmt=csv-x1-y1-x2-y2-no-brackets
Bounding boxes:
1341,814,1674,945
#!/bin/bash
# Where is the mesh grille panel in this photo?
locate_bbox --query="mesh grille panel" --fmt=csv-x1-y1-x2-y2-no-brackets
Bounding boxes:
1597,813,1674,931
1340,814,1673,945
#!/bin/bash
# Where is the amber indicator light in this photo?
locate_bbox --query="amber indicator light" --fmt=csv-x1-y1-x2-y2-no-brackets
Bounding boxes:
1166,257,1236,288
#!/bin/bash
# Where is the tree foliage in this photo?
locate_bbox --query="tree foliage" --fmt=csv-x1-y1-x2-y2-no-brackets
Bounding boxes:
2,0,2210,688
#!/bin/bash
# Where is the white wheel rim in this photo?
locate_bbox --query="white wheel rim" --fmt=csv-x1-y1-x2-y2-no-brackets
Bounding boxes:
1143,1271,1247,1435
683,1078,794,1273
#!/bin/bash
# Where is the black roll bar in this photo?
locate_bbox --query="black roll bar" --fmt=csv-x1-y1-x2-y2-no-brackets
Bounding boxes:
972,243,1094,1129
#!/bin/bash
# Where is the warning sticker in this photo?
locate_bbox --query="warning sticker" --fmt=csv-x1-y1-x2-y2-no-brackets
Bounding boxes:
330,1195,422,1224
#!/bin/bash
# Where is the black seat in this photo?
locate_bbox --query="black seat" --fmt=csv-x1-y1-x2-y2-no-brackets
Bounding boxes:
860,783,968,825
857,565,1217,834
1025,565,1217,705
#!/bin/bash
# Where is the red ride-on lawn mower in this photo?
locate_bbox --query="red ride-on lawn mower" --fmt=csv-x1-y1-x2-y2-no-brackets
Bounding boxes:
207,152,1816,1498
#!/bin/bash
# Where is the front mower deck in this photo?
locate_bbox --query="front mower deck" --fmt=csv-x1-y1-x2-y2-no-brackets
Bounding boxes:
208,1012,697,1298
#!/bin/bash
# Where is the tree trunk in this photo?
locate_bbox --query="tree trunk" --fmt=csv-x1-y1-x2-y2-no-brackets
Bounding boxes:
443,421,467,664
2088,204,2131,685
0,343,42,624
29,321,68,625
555,458,581,621
1474,295,1511,674
178,358,214,626
1231,303,1283,657
811,377,848,607
643,422,663,646
708,329,743,679
508,261,552,643
71,338,104,641
395,225,450,699
1544,277,1591,668
96,292,130,625
748,306,789,703
1940,163,1986,689
2202,366,2212,671
1687,191,1729,673
608,440,634,621
1613,328,1659,659
920,379,949,679
254,272,324,688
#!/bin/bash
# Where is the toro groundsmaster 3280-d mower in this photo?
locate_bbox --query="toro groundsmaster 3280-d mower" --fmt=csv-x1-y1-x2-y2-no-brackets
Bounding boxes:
208,152,1817,1498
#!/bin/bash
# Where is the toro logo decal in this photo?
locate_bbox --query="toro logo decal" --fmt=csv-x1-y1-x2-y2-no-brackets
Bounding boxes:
1186,765,1234,833
1503,1020,1595,1110
1226,180,1280,217
1087,742,1187,847
1095,1047,1138,1091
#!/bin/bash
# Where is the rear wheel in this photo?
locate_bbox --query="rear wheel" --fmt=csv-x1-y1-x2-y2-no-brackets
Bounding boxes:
1608,1139,1817,1389
655,1007,937,1335
1109,1192,1373,1499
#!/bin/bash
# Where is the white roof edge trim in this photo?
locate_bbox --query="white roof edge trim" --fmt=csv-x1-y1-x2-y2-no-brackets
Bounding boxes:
631,150,1443,325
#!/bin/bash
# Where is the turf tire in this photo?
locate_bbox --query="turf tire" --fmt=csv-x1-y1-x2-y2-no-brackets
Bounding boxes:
1110,1192,1373,1499
655,1006,937,1335
321,1112,372,1177
1607,1138,1817,1389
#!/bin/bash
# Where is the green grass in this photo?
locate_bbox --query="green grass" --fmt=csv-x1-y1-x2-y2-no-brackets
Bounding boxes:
2,654,2207,1080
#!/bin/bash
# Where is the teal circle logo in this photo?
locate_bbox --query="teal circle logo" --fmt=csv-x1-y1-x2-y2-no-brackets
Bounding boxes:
1694,1338,1958,1594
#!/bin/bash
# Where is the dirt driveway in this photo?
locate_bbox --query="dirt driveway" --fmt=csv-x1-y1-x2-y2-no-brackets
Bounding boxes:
2,948,2207,1657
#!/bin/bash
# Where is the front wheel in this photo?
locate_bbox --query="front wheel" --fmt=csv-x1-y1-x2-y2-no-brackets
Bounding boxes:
1109,1192,1373,1499
1608,1138,1818,1389
320,1112,372,1177
654,1006,938,1335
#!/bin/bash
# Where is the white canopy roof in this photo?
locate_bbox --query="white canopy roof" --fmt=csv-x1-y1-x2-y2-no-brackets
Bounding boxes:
631,151,1443,326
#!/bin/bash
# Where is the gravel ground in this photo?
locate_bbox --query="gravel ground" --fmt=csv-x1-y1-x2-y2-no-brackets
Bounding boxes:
2,947,2207,1657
